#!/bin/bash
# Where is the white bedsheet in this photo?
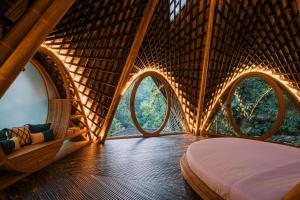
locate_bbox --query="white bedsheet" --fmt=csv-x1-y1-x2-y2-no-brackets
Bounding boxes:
186,138,300,200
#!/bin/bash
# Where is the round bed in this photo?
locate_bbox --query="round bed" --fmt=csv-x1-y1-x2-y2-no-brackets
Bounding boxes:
181,138,300,200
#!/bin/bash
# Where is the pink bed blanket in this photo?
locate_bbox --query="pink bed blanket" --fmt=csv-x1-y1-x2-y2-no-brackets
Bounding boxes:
186,138,300,200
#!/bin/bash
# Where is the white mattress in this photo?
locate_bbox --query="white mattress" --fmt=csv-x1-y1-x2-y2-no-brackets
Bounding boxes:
186,138,300,200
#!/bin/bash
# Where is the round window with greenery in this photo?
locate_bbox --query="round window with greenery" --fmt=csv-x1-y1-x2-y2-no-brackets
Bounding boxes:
134,76,168,131
225,73,286,140
231,77,279,137
130,74,171,136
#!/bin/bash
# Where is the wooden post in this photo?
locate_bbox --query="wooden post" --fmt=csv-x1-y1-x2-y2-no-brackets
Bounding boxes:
0,0,75,98
99,0,158,143
195,0,217,136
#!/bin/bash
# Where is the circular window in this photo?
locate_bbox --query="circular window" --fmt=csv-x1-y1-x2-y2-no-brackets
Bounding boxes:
130,72,171,136
226,73,285,140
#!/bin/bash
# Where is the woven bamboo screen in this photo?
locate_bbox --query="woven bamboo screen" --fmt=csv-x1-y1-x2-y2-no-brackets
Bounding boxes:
129,0,210,133
34,51,88,129
203,0,300,126
45,0,148,139
43,0,299,140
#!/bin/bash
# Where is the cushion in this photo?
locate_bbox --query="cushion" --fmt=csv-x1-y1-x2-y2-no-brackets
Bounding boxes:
0,136,20,155
0,128,8,141
43,129,54,142
7,127,31,146
31,129,54,145
10,136,20,150
27,123,51,133
283,182,300,200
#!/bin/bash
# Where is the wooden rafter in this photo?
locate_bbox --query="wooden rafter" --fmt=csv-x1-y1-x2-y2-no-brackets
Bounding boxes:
100,0,158,142
195,0,217,135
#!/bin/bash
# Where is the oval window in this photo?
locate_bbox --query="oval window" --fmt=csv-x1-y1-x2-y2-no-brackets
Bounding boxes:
130,73,171,136
227,74,285,140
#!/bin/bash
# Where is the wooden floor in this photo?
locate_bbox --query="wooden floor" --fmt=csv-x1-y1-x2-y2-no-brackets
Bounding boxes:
6,134,202,200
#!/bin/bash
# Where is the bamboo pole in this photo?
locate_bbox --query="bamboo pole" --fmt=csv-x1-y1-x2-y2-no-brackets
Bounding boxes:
0,0,75,98
0,0,52,65
195,0,217,136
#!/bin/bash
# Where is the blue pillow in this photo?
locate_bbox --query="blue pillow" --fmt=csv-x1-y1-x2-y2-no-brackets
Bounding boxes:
0,139,15,155
28,123,51,133
43,129,54,142
30,129,55,144
0,129,7,141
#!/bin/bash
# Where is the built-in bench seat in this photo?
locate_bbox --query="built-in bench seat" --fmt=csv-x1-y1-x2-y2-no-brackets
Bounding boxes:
7,140,62,160
0,99,70,173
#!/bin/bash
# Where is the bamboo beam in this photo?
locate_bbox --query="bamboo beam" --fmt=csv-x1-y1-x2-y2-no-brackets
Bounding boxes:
0,0,75,98
195,0,217,136
0,0,52,65
100,0,158,142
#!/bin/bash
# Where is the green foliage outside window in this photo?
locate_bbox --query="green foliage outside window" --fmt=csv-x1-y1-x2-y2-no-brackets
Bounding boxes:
209,76,300,146
109,77,175,136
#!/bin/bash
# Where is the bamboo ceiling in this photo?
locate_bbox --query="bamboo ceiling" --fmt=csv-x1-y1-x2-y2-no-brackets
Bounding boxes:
40,0,300,140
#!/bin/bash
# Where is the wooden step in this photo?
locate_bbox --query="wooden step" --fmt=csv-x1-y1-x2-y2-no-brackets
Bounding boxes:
65,129,88,140
70,114,84,120
54,140,90,161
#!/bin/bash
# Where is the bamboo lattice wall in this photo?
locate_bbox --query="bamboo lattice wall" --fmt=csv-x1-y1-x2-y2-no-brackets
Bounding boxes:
203,0,300,127
130,0,210,133
43,0,300,140
45,0,148,139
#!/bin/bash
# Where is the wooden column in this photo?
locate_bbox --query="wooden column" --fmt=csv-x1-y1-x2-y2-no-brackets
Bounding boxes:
100,0,158,142
0,0,75,98
195,0,217,136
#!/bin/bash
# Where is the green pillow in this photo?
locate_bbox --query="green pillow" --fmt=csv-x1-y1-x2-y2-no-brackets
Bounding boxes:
0,139,15,155
28,123,51,133
0,129,7,141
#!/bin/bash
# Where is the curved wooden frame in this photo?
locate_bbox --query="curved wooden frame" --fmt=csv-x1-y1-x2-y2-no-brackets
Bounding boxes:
31,58,60,99
203,70,300,133
180,154,224,200
0,47,73,173
31,58,60,122
125,69,191,133
38,46,91,141
130,71,172,136
225,72,285,140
